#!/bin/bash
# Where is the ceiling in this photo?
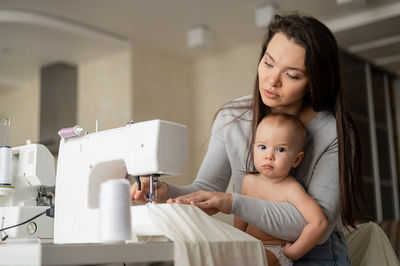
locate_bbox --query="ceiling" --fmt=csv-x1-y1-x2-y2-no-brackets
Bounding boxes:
0,0,400,91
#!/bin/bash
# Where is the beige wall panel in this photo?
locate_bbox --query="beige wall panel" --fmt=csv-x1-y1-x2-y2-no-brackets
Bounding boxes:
0,78,40,146
78,50,132,132
191,42,261,175
131,43,193,124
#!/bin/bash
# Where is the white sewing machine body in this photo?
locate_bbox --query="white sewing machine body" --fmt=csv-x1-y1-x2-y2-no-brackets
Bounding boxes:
54,119,188,244
0,143,55,239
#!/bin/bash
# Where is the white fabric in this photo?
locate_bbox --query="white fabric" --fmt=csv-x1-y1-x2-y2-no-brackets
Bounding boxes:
146,203,267,266
345,222,400,266
263,245,292,266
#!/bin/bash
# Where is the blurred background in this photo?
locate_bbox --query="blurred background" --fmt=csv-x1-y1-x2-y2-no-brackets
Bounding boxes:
1,0,400,228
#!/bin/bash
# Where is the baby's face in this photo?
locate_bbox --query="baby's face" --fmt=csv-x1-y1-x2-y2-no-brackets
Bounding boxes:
253,120,303,179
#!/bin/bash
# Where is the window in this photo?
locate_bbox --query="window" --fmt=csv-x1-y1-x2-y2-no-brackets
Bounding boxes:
341,51,399,222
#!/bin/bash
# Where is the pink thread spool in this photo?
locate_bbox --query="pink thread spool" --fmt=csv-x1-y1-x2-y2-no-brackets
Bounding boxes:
58,125,83,138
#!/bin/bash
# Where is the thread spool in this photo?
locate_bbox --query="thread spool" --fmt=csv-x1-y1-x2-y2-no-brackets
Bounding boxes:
58,125,83,138
99,179,132,243
0,146,12,186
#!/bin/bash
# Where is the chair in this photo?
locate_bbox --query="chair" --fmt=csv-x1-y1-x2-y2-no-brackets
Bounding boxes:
380,220,400,257
345,222,399,266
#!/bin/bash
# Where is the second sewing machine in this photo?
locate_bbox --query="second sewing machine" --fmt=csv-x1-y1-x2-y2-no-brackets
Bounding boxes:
0,141,55,241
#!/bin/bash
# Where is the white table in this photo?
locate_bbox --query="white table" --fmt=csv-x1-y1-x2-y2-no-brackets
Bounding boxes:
0,240,174,266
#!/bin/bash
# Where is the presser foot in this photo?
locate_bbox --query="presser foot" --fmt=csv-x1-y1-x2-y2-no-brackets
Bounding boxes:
146,174,159,202
133,174,159,203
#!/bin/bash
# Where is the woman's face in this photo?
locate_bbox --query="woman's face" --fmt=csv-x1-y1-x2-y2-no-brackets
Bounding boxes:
258,32,309,115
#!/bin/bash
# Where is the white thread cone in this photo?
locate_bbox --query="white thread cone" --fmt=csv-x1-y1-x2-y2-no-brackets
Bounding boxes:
0,147,12,185
99,179,132,243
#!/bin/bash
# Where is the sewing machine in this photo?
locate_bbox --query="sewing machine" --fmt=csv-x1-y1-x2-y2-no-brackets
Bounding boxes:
0,142,55,240
54,119,188,244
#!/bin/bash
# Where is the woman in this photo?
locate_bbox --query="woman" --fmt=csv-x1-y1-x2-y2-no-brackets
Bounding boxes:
132,13,363,265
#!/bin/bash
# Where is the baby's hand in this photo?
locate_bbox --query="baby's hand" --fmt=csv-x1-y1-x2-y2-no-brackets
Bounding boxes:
283,242,297,260
283,242,292,253
283,242,301,260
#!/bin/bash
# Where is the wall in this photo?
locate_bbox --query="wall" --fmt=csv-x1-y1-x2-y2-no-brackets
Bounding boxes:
0,50,132,147
0,78,40,146
78,50,133,132
191,42,261,175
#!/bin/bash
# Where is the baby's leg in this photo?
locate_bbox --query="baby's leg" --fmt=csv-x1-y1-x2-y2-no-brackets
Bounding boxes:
264,245,293,266
265,248,281,266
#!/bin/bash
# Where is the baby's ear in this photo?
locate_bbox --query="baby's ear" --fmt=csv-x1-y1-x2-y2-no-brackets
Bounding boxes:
292,151,304,168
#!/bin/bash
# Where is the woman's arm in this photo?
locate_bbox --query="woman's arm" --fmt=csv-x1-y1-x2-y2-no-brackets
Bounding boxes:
231,194,306,242
283,182,328,260
234,175,251,232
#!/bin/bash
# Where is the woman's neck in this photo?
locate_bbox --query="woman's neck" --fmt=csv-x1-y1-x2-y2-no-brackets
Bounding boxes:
298,105,318,125
271,104,317,125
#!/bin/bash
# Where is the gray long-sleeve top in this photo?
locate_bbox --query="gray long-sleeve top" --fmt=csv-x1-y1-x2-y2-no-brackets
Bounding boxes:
167,95,342,243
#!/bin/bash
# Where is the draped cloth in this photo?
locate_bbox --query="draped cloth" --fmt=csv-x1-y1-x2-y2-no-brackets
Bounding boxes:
345,222,399,266
145,203,267,266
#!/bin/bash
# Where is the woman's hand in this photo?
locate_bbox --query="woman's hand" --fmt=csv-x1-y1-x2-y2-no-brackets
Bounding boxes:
167,190,233,215
130,177,168,203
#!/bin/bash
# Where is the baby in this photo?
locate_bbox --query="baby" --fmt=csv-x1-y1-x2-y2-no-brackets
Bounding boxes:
234,113,328,266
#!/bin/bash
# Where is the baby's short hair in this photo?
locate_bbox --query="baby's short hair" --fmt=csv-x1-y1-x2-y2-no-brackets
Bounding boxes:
260,112,307,150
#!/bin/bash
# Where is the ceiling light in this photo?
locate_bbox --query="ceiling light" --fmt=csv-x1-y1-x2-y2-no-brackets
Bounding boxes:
336,0,366,5
254,4,278,29
187,25,210,48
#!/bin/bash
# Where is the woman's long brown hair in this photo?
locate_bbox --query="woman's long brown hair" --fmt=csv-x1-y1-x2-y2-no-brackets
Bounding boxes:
227,13,364,228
